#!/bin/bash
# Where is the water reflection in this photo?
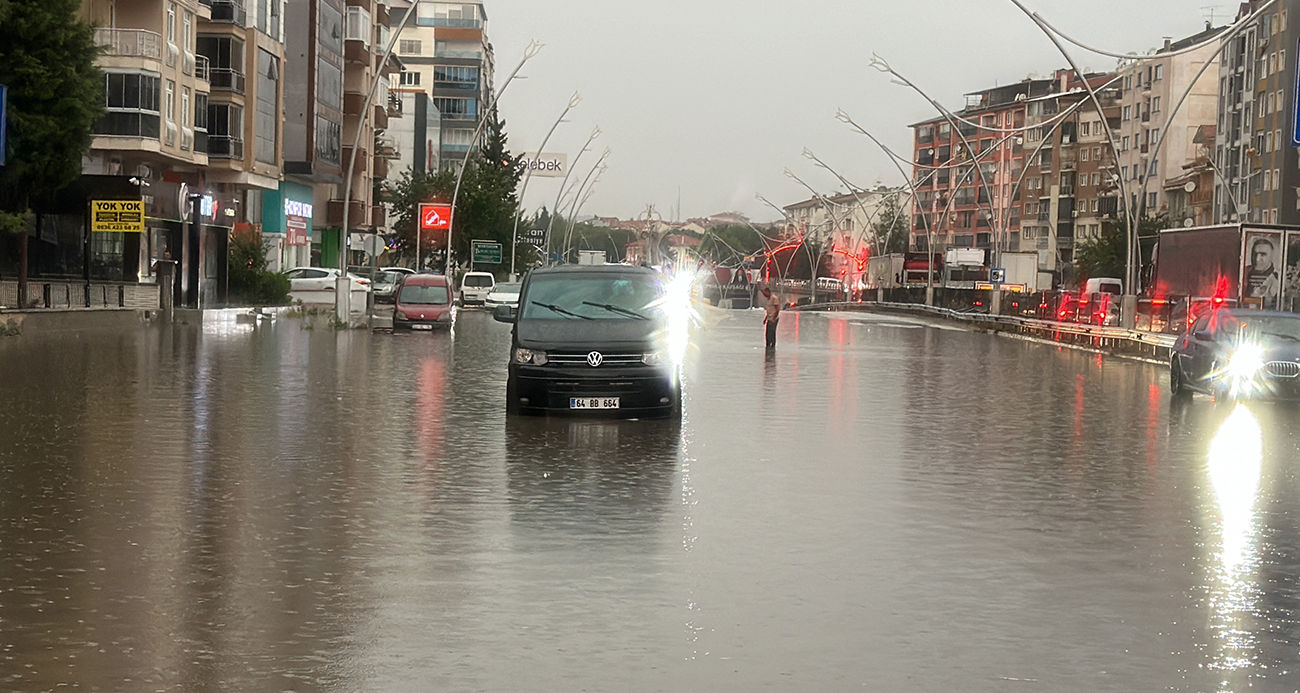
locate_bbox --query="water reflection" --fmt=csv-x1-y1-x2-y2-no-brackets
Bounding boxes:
1206,405,1264,678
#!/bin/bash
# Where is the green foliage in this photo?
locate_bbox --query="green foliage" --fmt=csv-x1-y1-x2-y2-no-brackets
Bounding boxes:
871,195,911,254
0,210,33,236
450,109,524,267
387,167,455,266
227,235,290,306
0,0,104,214
1074,213,1168,282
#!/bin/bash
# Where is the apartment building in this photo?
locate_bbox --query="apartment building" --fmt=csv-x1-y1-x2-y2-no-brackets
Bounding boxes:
1214,0,1296,225
1018,70,1121,270
910,78,1055,256
783,186,912,249
389,1,495,172
1116,25,1226,225
279,0,398,270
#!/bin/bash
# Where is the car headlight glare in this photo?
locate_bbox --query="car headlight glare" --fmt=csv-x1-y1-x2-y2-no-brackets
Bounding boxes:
514,348,547,365
642,351,665,366
1228,344,1265,381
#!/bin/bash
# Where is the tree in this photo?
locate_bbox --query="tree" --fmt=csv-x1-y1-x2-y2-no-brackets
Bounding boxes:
0,0,103,306
227,233,289,306
448,109,523,274
1074,213,1169,284
387,168,455,268
871,195,910,254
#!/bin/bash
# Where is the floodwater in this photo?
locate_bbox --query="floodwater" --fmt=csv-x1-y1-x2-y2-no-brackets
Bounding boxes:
2,307,1300,692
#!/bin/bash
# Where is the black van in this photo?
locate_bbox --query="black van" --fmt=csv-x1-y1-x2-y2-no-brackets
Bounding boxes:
494,265,681,417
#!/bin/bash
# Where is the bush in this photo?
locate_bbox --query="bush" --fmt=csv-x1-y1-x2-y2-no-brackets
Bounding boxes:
228,236,291,306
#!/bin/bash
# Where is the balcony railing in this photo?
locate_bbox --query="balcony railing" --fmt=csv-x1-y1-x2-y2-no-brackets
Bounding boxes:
94,28,163,61
207,135,244,159
208,68,245,94
195,55,210,82
436,49,483,60
209,0,247,25
420,17,483,29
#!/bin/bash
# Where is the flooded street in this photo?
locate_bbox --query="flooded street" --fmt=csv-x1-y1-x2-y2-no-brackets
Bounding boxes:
3,308,1300,691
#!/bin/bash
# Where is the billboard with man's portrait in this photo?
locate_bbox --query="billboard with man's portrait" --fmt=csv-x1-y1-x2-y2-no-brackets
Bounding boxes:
1242,229,1284,310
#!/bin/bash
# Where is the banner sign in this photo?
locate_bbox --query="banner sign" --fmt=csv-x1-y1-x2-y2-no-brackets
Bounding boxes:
419,203,452,231
91,200,145,233
472,240,502,264
520,152,567,178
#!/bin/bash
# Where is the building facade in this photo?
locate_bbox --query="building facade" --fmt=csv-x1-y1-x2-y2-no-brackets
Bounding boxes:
389,1,494,172
1214,0,1297,225
1116,25,1226,224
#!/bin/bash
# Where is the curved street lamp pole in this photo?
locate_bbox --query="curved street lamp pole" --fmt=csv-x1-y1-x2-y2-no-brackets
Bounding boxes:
334,0,420,322
444,40,544,278
756,192,818,304
543,125,601,265
562,148,612,259
567,163,610,260
510,91,581,278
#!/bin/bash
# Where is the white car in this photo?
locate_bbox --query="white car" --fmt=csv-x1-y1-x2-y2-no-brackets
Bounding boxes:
485,282,521,308
459,271,496,306
284,267,371,305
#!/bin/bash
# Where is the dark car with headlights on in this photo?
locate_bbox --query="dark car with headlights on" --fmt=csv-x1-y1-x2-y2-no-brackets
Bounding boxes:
1171,309,1300,401
494,265,680,417
394,274,454,331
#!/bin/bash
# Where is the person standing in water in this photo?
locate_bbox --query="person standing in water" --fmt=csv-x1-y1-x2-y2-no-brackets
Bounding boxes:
761,286,781,349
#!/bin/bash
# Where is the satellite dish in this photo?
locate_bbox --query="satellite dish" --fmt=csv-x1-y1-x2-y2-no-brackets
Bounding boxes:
1183,217,1194,227
1184,181,1197,193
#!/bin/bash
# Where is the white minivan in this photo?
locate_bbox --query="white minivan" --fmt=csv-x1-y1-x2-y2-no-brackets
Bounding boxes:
459,272,496,306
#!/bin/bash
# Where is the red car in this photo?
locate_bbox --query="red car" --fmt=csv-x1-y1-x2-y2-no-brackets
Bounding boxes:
394,274,455,331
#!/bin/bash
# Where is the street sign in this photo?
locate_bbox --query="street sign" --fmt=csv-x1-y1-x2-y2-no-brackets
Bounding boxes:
0,85,8,167
419,203,452,231
472,240,502,264
990,268,1007,283
91,200,145,233
363,234,386,256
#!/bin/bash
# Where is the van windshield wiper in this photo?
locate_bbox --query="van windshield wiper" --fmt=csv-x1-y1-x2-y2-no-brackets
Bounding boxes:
1262,331,1300,343
531,301,592,320
582,302,648,320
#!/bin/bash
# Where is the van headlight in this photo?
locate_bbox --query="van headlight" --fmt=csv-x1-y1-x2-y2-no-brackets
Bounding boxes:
642,351,666,366
513,348,548,365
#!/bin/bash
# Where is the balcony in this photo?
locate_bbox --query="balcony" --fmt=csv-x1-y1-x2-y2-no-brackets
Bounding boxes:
207,135,244,159
435,49,484,60
209,0,247,25
387,91,403,116
342,145,368,168
376,135,399,158
94,28,163,61
343,91,365,117
373,104,388,129
195,55,210,82
208,68,245,94
420,17,483,29
373,154,389,179
371,206,387,228
327,199,367,227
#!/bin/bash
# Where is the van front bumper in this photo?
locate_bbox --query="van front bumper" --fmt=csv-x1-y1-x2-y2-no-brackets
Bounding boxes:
509,363,679,416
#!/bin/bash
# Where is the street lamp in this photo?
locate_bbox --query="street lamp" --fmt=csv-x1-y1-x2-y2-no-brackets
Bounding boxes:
562,148,612,258
444,40,545,278
510,91,582,278
566,163,610,260
756,192,817,303
543,125,601,264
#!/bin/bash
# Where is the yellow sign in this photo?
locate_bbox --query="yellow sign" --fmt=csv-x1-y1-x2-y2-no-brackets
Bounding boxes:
92,200,145,233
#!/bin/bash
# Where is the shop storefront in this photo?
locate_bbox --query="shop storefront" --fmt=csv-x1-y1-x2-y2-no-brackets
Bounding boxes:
262,181,314,272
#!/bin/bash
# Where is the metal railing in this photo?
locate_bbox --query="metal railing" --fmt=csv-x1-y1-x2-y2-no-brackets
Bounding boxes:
209,0,247,25
207,135,244,159
94,28,163,60
195,55,210,81
208,68,245,94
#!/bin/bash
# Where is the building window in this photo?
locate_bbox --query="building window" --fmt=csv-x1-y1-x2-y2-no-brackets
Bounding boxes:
319,2,343,54
181,87,191,150
433,97,477,121
433,65,478,90
164,79,176,145
1267,130,1274,152
1264,169,1273,191
400,39,422,54
1152,96,1161,113
256,0,281,39
167,3,176,43
399,71,421,86
1081,148,1090,162
1122,136,1130,151
442,127,476,151
95,71,162,138
318,57,342,109
1123,105,1131,121
1151,127,1160,145
196,35,245,92
315,115,341,164
345,6,371,46
207,103,243,158
938,123,951,139
1154,64,1163,81
255,49,279,165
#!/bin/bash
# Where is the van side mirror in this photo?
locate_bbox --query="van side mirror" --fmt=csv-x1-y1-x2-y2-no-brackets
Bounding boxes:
494,304,518,323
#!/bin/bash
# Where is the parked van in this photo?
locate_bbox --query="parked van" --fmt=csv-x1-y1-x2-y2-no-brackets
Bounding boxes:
459,271,496,306
394,274,454,331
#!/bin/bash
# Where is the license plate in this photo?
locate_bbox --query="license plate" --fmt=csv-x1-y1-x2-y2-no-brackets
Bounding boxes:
570,397,620,410
412,324,433,331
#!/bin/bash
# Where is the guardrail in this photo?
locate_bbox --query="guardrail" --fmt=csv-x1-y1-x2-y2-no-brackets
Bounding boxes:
800,301,1176,363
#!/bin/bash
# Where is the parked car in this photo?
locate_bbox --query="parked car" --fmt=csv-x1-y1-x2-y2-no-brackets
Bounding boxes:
394,274,454,331
373,267,415,303
459,271,496,306
485,282,522,309
284,267,371,305
1171,309,1300,401
494,264,681,418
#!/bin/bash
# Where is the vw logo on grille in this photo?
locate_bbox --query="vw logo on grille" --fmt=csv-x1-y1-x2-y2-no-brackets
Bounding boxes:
586,351,604,368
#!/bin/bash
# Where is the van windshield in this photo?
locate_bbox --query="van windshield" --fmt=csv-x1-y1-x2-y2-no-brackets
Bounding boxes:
521,274,664,320
464,275,494,288
400,285,450,305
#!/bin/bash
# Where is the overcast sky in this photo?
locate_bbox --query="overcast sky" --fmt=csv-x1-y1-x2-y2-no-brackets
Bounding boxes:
485,0,1225,222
